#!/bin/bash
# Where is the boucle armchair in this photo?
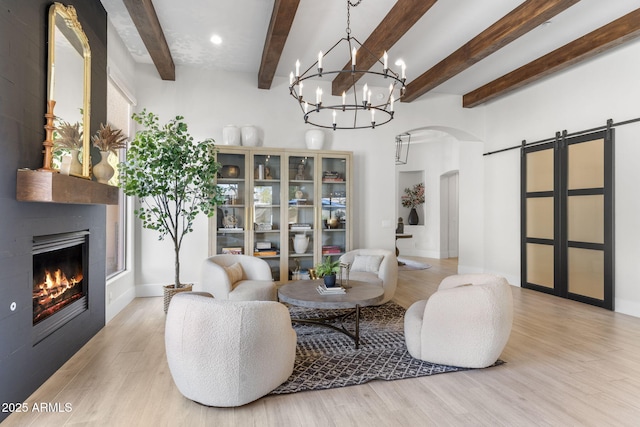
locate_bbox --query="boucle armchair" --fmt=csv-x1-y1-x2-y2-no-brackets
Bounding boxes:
404,273,513,368
339,249,398,304
165,293,296,407
201,254,276,301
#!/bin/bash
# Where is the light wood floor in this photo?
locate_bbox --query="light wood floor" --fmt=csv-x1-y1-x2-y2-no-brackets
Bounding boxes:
5,257,640,426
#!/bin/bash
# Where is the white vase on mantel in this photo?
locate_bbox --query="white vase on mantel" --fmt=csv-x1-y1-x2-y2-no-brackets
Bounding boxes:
222,125,241,145
305,129,324,150
69,148,83,175
241,125,259,146
93,150,114,184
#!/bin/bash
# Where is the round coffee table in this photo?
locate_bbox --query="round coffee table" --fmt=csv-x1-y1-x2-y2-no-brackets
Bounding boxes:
278,279,384,349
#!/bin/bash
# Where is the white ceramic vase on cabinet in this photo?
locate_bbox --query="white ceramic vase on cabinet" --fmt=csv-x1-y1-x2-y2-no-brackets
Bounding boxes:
305,129,324,150
241,125,259,146
222,125,241,145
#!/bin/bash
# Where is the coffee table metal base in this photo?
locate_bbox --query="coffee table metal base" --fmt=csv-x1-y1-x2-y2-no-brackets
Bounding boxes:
290,304,362,349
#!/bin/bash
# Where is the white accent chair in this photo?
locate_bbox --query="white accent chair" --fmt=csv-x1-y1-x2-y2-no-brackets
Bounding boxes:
165,293,296,407
201,254,276,301
339,249,398,304
404,273,513,368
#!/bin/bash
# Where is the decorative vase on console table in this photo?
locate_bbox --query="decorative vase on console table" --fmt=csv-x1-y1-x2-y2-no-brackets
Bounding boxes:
408,208,419,225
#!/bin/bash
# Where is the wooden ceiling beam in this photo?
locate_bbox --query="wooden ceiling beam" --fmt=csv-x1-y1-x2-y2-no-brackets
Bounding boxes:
331,0,437,96
258,0,301,89
463,8,640,108
123,0,175,81
402,0,581,102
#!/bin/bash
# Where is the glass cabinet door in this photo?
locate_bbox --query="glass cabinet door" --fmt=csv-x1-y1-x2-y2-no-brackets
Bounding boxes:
287,155,315,280
215,152,247,255
321,155,349,258
252,153,282,281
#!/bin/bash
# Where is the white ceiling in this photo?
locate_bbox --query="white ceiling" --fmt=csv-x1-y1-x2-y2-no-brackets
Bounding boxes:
100,0,640,98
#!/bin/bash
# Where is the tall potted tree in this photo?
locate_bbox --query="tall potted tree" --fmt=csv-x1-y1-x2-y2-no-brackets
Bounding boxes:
119,110,224,312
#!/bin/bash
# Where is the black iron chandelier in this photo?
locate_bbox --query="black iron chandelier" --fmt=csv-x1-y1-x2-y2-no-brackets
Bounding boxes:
288,0,407,130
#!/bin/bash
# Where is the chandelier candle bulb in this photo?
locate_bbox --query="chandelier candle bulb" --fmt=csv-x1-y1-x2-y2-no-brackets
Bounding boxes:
304,101,309,113
362,84,368,104
333,110,337,124
390,95,395,112
367,90,371,104
352,47,357,68
316,87,322,104
299,82,303,99
402,62,406,79
290,72,294,86
383,51,388,71
342,91,346,110
318,51,323,71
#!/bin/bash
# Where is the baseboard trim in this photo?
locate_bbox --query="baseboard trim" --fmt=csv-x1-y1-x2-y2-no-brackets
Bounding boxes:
106,287,135,323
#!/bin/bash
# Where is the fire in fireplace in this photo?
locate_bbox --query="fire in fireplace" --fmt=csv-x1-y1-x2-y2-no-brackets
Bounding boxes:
32,231,89,343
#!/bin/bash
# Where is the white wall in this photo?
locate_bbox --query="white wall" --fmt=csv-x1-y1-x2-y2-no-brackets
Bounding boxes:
131,65,485,294
482,39,640,316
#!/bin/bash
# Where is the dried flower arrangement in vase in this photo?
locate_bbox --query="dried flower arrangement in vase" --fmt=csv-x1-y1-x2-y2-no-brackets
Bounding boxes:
91,123,127,184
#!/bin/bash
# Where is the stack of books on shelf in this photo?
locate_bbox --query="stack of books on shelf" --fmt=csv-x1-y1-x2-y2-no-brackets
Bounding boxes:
322,245,342,255
316,283,346,295
222,247,243,255
290,223,312,231
322,171,344,182
254,248,279,257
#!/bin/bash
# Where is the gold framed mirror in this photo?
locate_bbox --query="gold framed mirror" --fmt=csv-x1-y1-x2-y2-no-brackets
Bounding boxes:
45,2,91,178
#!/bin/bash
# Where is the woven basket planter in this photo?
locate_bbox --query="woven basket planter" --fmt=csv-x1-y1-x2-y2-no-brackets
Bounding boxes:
163,284,193,313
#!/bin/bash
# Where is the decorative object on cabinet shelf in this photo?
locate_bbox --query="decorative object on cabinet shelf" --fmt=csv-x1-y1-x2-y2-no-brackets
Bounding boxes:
294,162,306,180
254,248,279,257
395,132,411,165
395,217,404,234
118,109,225,312
255,223,273,231
290,223,312,231
222,210,240,228
241,125,259,146
222,247,243,255
222,125,241,145
293,233,310,254
220,165,240,178
288,0,406,130
401,182,425,225
322,171,344,182
256,241,272,250
324,217,340,229
322,245,342,255
305,129,325,150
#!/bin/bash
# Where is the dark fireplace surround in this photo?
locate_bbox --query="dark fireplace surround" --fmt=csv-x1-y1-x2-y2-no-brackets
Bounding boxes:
0,0,109,422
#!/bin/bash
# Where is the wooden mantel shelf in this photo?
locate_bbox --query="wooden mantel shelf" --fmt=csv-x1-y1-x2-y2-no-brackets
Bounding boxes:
16,169,119,205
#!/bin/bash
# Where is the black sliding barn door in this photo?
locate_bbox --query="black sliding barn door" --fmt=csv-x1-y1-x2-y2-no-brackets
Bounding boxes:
522,129,614,310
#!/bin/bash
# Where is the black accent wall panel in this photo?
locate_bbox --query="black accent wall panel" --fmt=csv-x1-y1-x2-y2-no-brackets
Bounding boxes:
0,1,107,421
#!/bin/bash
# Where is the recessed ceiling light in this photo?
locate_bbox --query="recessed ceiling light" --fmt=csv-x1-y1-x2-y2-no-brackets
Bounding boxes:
210,34,222,45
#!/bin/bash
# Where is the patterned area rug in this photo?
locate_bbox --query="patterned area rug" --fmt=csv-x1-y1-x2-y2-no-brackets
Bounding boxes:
270,302,501,395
